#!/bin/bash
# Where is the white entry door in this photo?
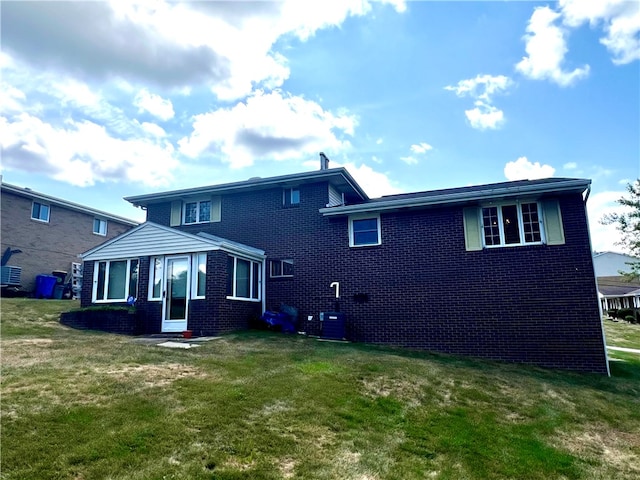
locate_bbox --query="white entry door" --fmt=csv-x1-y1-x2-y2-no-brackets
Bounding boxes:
162,256,190,332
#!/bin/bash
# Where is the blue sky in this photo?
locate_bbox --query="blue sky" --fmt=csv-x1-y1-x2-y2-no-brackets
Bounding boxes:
1,0,638,253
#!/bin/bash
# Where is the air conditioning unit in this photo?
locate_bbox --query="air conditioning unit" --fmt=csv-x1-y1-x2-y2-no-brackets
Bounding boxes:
1,266,22,286
319,312,346,340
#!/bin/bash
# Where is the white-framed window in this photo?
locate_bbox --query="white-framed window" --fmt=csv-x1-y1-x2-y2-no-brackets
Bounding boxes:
184,199,211,224
31,201,50,222
93,259,139,302
349,214,381,247
283,188,300,207
226,255,261,301
192,253,207,299
93,218,107,236
481,202,543,247
148,256,164,301
270,259,294,278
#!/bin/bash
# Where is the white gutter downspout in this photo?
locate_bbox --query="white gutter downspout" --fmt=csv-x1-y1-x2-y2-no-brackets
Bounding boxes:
584,184,611,376
261,257,267,315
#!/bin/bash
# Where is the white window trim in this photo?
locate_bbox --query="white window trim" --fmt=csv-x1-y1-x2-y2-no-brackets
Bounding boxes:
148,256,164,301
93,218,107,236
92,258,138,303
31,201,50,223
349,214,381,247
227,255,262,302
283,187,300,206
270,259,294,278
183,198,212,225
191,253,207,299
481,201,545,248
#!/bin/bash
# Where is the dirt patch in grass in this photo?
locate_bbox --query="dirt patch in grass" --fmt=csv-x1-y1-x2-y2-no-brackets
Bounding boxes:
99,363,212,388
555,425,640,475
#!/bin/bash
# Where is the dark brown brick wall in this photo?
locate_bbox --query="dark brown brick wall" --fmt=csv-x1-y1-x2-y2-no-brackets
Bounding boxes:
134,183,607,373
1,190,133,292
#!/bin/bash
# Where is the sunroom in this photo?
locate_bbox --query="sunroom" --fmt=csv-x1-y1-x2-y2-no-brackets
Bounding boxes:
80,222,265,336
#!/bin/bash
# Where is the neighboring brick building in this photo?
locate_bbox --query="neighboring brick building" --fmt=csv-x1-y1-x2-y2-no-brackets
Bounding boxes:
1,182,138,293
80,164,609,373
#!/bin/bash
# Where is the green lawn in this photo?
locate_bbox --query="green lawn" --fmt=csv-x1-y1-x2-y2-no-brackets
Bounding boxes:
2,298,639,480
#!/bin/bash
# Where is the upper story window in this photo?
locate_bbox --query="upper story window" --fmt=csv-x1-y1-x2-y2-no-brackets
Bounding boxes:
283,188,300,207
481,202,542,247
184,199,211,224
31,201,50,223
171,197,221,226
464,200,565,252
349,214,381,247
93,218,107,236
270,259,294,278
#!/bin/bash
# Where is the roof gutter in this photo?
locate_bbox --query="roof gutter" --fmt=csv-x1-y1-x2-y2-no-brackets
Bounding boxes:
320,179,591,217
125,168,368,206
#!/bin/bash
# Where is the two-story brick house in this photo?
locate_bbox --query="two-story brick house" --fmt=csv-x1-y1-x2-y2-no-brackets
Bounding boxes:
1,181,138,294
80,165,609,373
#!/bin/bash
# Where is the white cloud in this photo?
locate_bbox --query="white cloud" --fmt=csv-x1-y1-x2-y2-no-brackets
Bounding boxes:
2,1,405,102
300,157,402,198
504,156,556,180
400,156,418,165
587,189,629,253
465,103,505,130
563,161,578,170
138,121,167,138
445,74,512,130
559,0,640,65
1,113,177,187
0,82,26,114
134,89,174,121
336,162,403,198
179,90,357,168
410,142,433,154
516,6,590,86
445,74,512,101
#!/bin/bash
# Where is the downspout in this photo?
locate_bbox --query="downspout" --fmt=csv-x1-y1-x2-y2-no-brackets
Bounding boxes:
261,257,266,315
584,184,611,376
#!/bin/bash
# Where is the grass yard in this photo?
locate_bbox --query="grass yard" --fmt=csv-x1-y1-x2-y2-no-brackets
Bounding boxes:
1,298,639,480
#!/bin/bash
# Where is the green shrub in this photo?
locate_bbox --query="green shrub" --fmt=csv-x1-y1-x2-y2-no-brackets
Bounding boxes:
617,308,635,320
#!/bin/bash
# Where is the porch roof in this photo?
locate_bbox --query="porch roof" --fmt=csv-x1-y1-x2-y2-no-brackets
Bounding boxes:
82,222,265,261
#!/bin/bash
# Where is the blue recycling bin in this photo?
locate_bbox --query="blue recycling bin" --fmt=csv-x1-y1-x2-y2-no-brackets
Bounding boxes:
35,274,57,299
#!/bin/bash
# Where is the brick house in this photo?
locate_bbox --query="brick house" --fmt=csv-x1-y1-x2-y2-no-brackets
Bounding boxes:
1,181,138,294
80,165,609,373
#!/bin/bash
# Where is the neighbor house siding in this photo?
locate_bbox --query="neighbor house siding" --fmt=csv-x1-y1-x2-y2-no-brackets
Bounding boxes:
1,189,133,292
